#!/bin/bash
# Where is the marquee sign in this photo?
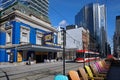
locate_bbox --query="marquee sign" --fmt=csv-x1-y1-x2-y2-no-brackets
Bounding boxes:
44,32,53,42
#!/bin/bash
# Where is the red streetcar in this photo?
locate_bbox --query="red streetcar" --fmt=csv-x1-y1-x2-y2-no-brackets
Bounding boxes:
75,50,100,62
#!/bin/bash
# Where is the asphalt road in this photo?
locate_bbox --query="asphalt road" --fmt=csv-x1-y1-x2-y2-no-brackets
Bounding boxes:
0,61,89,80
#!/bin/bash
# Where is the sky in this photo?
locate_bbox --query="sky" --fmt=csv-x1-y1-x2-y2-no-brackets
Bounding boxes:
49,0,120,50
0,0,119,50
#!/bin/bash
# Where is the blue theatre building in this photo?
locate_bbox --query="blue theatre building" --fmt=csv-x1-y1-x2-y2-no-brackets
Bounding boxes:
0,2,62,63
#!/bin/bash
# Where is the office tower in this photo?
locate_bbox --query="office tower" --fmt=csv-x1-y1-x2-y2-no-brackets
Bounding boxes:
75,3,107,57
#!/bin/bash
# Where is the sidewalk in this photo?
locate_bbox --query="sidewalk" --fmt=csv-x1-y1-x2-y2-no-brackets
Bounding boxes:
0,62,27,68
0,61,63,68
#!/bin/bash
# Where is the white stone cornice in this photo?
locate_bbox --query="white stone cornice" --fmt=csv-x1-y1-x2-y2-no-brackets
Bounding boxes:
0,27,6,32
0,46,5,48
1,10,57,32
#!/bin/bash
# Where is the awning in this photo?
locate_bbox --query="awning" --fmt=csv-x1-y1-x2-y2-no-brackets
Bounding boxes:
16,44,63,52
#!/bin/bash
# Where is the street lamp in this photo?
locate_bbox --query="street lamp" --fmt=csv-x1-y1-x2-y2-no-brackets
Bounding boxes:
61,27,66,75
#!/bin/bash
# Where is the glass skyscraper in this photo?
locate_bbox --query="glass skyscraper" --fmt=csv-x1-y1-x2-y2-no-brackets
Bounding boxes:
0,0,49,17
75,3,107,57
75,3,99,37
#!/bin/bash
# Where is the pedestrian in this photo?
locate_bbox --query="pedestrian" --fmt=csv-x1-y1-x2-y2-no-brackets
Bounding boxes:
28,57,31,65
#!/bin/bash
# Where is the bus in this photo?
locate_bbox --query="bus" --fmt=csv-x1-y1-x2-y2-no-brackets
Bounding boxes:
75,50,100,62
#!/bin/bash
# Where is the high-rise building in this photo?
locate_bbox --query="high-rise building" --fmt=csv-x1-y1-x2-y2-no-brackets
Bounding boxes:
0,0,49,18
75,3,95,37
75,3,107,57
99,5,108,57
113,16,120,58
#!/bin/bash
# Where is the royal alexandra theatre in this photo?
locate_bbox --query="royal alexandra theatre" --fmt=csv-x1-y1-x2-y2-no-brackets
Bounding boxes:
16,32,62,63
0,3,62,63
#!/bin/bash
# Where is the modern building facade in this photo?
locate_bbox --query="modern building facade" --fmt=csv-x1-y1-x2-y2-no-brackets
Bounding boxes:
65,25,89,60
0,0,49,18
98,5,108,57
0,2,62,63
113,16,120,58
75,3,107,57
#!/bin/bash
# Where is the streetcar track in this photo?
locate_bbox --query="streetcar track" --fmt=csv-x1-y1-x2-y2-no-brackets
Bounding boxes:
0,62,84,80
14,63,83,80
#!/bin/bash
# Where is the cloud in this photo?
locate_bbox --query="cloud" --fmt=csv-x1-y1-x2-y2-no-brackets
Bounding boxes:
58,20,68,27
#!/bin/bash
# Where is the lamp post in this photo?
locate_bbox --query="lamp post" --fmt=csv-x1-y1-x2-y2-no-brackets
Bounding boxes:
61,27,66,75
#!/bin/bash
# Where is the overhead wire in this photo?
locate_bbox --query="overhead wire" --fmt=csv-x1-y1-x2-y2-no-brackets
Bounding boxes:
66,32,81,43
49,4,83,47
49,0,98,48
49,0,88,26
49,1,84,44
65,31,83,49
49,6,71,25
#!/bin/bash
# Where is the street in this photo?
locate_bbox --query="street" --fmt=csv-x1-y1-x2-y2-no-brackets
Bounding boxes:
0,61,86,80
